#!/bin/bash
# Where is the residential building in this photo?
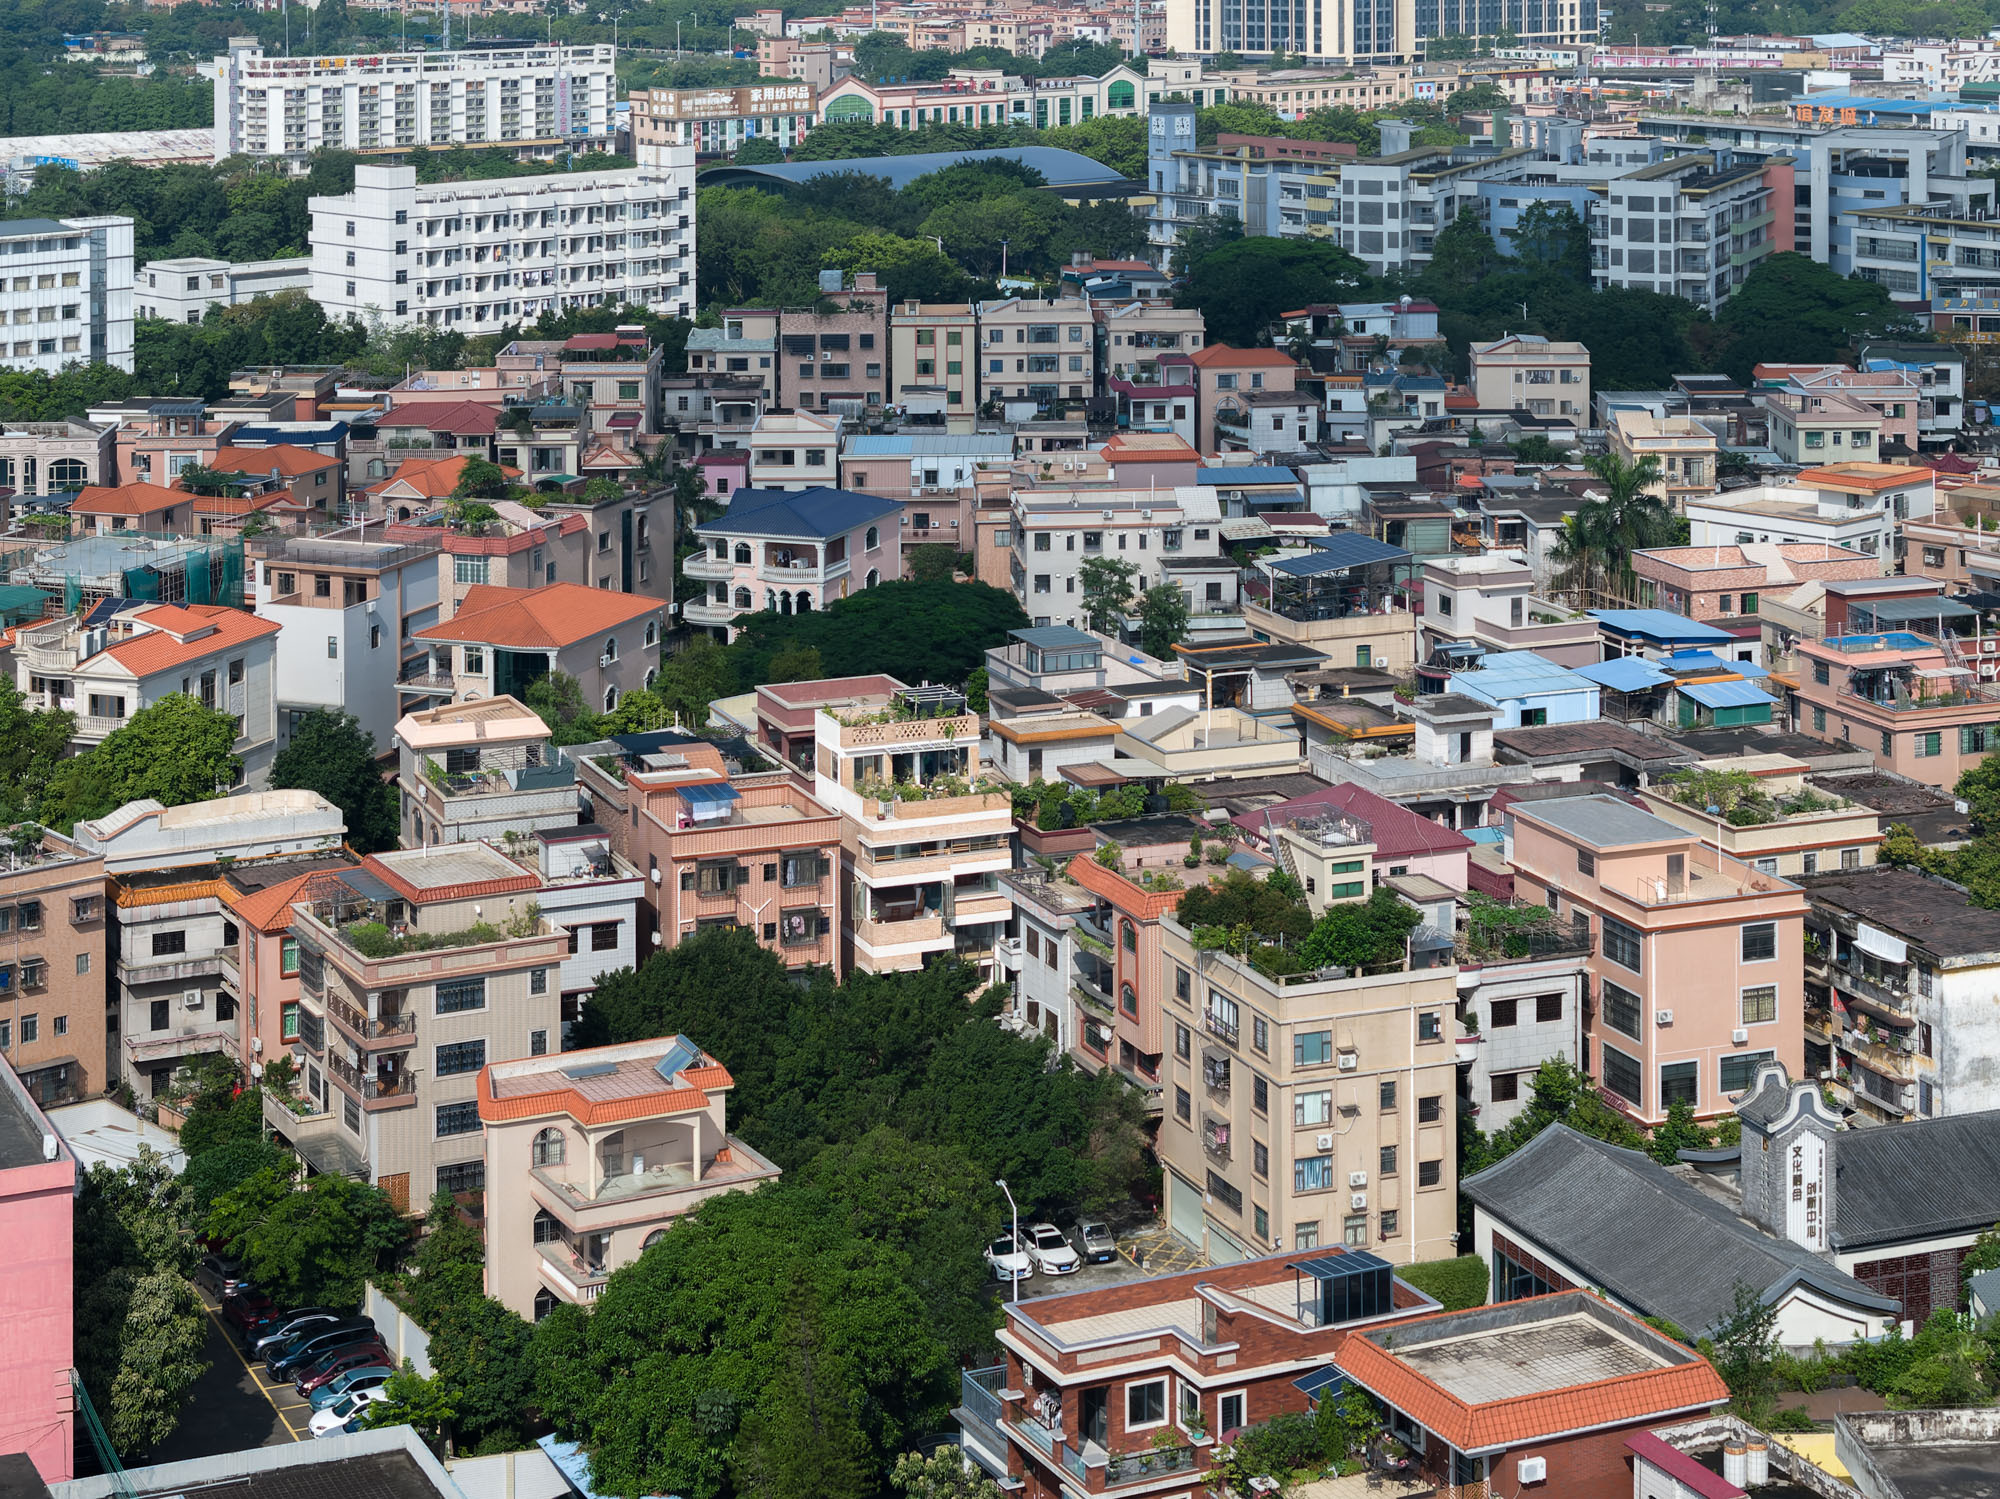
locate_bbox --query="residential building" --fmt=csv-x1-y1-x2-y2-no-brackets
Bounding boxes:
1505,793,1808,1128
1186,345,1301,455
628,82,817,158
887,301,979,419
767,272,889,414
478,1034,781,1318
1859,339,1965,446
0,828,107,1113
218,854,361,1083
1245,533,1421,672
1447,651,1600,731
1682,471,1924,571
956,1247,1440,1496
1331,140,1529,278
134,256,314,324
1607,411,1718,503
1232,781,1474,894
1630,542,1877,622
839,433,1011,519
272,843,570,1210
1162,0,1598,68
1759,384,1885,467
996,868,1095,1048
0,421,113,500
1158,909,1460,1265
746,409,841,491
496,329,665,442
1637,758,1884,881
607,740,844,975
52,1428,482,1499
1799,866,2000,1123
0,214,133,375
79,790,346,1096
206,443,342,522
1468,335,1590,419
1059,853,1188,1104
1451,910,1589,1133
1791,628,2000,788
684,486,902,641
309,160,695,332
1419,553,1599,667
683,318,777,405
394,696,580,851
94,397,232,488
15,602,282,783
749,673,903,774
0,1057,75,1484
1592,154,1783,310
810,681,1014,977
511,827,645,1039
1144,105,1342,268
982,697,1118,785
407,583,666,718
1011,487,1226,632
211,40,619,160
65,480,194,536
978,297,1096,413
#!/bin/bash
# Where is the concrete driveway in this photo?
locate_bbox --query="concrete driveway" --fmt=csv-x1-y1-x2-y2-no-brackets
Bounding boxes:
144,1295,312,1464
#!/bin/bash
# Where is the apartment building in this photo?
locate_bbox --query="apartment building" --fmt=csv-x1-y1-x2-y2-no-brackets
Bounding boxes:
1011,486,1227,631
478,1035,781,1317
746,410,840,491
1187,345,1302,455
839,432,1012,509
15,602,282,783
136,256,313,324
628,82,817,158
495,329,664,443
0,421,112,501
683,318,777,405
1683,464,1931,567
1592,154,1782,310
810,682,1014,976
91,396,230,488
1334,141,1529,278
1636,760,1884,880
1468,335,1589,418
0,828,106,1112
1061,854,1188,1101
1859,340,1965,446
1800,866,2000,1123
0,214,133,375
1760,386,1886,470
218,854,360,1081
781,272,889,413
1244,532,1421,672
1144,104,1341,268
250,535,442,751
1506,794,1808,1129
684,485,902,641
309,159,695,332
1164,0,1598,63
1419,552,1599,666
1791,629,2000,789
0,1058,75,1485
978,297,1096,412
1607,411,1718,504
407,583,666,718
887,301,979,419
394,696,580,851
275,843,570,1211
1158,912,1461,1265
996,868,1095,1048
614,743,844,974
1631,542,1876,623
211,40,618,159
957,1249,1439,1496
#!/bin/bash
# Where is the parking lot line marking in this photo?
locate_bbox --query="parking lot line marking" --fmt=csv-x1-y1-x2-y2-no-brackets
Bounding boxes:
204,1306,308,1443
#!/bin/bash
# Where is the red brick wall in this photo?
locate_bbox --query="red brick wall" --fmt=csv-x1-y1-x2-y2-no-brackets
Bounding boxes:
1414,1421,1680,1499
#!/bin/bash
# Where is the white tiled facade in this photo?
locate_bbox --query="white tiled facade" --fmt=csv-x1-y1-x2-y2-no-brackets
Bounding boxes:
212,41,618,160
0,216,133,374
136,256,314,324
309,158,696,330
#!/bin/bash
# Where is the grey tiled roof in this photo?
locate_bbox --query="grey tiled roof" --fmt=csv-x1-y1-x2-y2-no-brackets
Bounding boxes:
1830,1113,2000,1250
1462,1124,1897,1337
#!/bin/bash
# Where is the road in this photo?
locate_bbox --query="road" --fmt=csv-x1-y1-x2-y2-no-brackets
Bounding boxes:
145,1296,311,1464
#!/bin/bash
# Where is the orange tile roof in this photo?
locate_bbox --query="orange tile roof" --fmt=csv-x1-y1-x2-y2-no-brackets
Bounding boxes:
1188,344,1302,370
476,1053,736,1127
194,489,289,517
1067,851,1187,919
373,453,521,499
360,852,541,907
97,604,280,677
414,582,662,650
1795,463,1925,492
115,877,226,908
212,445,337,477
224,865,359,933
1102,432,1201,461
70,481,189,516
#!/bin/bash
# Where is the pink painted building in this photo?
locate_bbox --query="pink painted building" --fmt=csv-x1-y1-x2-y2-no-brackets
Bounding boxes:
692,449,747,505
1507,794,1806,1129
0,1057,75,1483
1631,542,1879,621
1792,630,2000,789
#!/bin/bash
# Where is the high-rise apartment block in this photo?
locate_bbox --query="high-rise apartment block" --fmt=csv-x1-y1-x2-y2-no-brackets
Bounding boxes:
0,215,133,375
1164,0,1599,65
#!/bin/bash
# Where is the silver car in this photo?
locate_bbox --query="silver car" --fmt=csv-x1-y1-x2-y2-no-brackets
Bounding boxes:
1076,1221,1118,1264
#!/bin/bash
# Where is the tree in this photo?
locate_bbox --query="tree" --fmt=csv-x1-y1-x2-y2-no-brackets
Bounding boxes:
1136,582,1191,659
1422,209,1507,295
1176,870,1313,945
582,477,624,505
451,457,510,501
1465,1057,1646,1176
363,1361,458,1450
0,681,75,819
207,1165,405,1308
651,635,736,728
1548,453,1676,605
733,136,785,165
1710,253,1925,384
41,695,242,831
1706,1280,1781,1424
1961,1221,2000,1299
1078,556,1141,636
729,1292,875,1499
397,1191,487,1331
524,671,603,746
905,542,964,584
430,1297,537,1450
728,579,1027,694
766,642,827,684
108,1270,211,1455
268,708,397,853
1509,434,1573,465
1958,753,2000,839
1509,201,1589,281
1176,237,1368,346
1297,889,1422,970
891,1450,1006,1499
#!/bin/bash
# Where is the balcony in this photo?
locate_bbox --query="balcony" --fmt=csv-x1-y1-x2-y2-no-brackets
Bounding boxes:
125,1019,239,1064
1813,950,1913,1018
536,1240,608,1303
117,952,226,987
397,658,459,695
326,1050,416,1109
1203,1008,1238,1046
325,991,418,1047
681,598,743,628
681,551,733,581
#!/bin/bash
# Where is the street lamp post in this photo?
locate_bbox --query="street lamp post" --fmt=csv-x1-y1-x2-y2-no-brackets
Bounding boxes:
996,1178,1020,1303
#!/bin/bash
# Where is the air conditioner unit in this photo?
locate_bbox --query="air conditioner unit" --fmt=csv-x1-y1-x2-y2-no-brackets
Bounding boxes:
1337,1053,1359,1071
599,653,614,667
1102,508,1115,519
1349,1171,1368,1188
1733,1028,1750,1045
182,989,203,1010
1655,1009,1674,1027
1315,1133,1334,1150
1518,1457,1547,1485
1142,509,1154,520
1350,1193,1368,1211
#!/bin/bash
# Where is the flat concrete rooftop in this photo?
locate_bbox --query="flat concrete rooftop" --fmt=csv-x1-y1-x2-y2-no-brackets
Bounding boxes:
1396,1309,1667,1404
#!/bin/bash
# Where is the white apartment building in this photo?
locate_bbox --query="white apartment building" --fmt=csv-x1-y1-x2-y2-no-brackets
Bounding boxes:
1011,486,1227,631
1592,155,1779,311
136,256,313,324
309,160,695,331
211,40,618,161
0,215,133,375
1163,0,1598,65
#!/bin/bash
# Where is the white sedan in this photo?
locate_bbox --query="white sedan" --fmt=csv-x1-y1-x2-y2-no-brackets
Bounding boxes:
1024,1222,1081,1275
984,1234,1034,1283
309,1387,386,1437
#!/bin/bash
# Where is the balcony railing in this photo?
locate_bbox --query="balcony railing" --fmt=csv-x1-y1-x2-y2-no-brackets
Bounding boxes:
959,1366,1005,1431
328,1051,414,1101
1203,1009,1238,1046
325,991,418,1042
1104,1445,1198,1488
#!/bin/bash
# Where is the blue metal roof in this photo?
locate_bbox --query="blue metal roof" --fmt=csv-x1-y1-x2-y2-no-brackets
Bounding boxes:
1589,609,1736,643
1662,650,1770,679
1267,533,1411,576
694,485,902,541
1453,650,1596,703
1197,466,1299,487
539,1436,678,1499
1680,679,1778,710
699,146,1127,191
679,782,741,809
1011,625,1100,650
1575,657,1672,693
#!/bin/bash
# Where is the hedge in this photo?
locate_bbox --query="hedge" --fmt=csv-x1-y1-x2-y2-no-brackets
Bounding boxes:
1398,1254,1488,1311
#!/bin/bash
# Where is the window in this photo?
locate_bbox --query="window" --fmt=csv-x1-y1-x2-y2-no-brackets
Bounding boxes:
1295,1155,1334,1191
435,976,486,1014
531,1029,549,1056
590,921,620,951
1126,1380,1167,1429
1603,916,1641,972
1490,998,1518,1028
1294,1029,1332,1066
151,930,186,957
532,1127,566,1166
1121,920,1136,952
435,1101,480,1137
1742,923,1776,963
1418,1094,1442,1123
1380,1144,1398,1176
1418,1011,1441,1041
1741,985,1777,1025
1252,1075,1268,1113
1814,660,1831,686
1576,849,1596,876
1661,1060,1699,1108
1601,1045,1642,1107
281,1003,299,1041
1295,1089,1332,1126
1418,1160,1442,1188
436,1039,486,1076
280,937,299,977
1491,1072,1520,1102
1603,980,1642,1039
1381,1209,1400,1238
1536,993,1563,1023
1721,1050,1776,1093
1174,1086,1191,1122
1917,731,1942,758
1342,1216,1367,1246
530,968,548,995
1251,1015,1268,1053
75,953,89,976
1174,966,1190,1004
1380,1079,1397,1110
1175,1024,1191,1061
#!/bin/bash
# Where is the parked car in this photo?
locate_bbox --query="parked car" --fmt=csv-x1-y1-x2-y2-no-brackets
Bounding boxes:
1076,1221,1118,1265
252,1309,345,1358
267,1318,377,1376
1023,1222,1081,1275
222,1289,275,1344
984,1234,1033,1284
308,1366,394,1412
297,1343,393,1395
309,1389,387,1438
311,1414,365,1440
196,1252,247,1298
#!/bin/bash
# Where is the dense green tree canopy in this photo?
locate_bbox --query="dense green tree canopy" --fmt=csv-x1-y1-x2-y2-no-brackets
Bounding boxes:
1176,237,1370,346
268,709,397,853
40,694,243,833
725,578,1026,693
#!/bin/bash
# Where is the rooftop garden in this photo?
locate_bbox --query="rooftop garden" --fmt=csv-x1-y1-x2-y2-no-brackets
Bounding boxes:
855,771,1004,804
1458,893,1587,965
1658,768,1847,827
1178,872,1419,980
338,902,541,959
1011,777,1204,829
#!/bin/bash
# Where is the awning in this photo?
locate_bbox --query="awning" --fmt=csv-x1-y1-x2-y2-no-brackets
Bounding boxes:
1576,657,1671,693
1915,666,1971,678
1678,679,1777,710
1855,922,1908,964
605,412,641,428
1221,518,1274,541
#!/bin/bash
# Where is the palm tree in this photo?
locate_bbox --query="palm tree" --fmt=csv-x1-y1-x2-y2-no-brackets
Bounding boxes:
1550,454,1676,607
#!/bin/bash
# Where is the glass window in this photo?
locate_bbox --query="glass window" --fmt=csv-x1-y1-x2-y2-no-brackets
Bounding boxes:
1603,916,1642,972
1294,1029,1332,1066
1379,1079,1397,1110
1601,1045,1642,1107
280,937,299,977
1294,1089,1332,1126
1294,1155,1334,1191
1741,985,1777,1025
435,1039,486,1076
1661,1061,1698,1108
1252,1075,1268,1113
435,1101,480,1137
1721,1050,1776,1093
1742,923,1776,963
1380,1144,1398,1176
1125,1380,1166,1428
1602,981,1643,1039
435,976,486,1014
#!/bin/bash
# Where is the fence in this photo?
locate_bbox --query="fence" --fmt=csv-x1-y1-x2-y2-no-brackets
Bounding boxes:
365,1282,434,1377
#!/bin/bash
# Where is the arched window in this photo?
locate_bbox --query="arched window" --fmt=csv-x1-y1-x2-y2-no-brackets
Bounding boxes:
1120,983,1137,1016
533,1210,562,1244
734,587,752,609
645,667,658,689
765,588,778,610
604,685,619,713
824,92,875,122
46,459,86,492
865,525,879,550
532,1128,565,1166
779,591,793,615
1107,80,1136,110
1121,920,1137,952
532,1288,558,1322
734,542,752,564
644,620,658,647
642,1229,668,1250
796,593,812,613
866,568,879,588
602,635,618,662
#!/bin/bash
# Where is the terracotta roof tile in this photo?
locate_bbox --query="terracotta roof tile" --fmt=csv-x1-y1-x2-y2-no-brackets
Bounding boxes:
224,866,358,933
476,1055,735,1127
414,582,662,651
1188,344,1302,369
1067,852,1188,919
70,481,189,516
97,604,279,677
212,444,337,477
373,453,520,499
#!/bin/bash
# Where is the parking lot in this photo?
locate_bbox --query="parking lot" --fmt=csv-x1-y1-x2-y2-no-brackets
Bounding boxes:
988,1221,1203,1303
146,1294,312,1462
